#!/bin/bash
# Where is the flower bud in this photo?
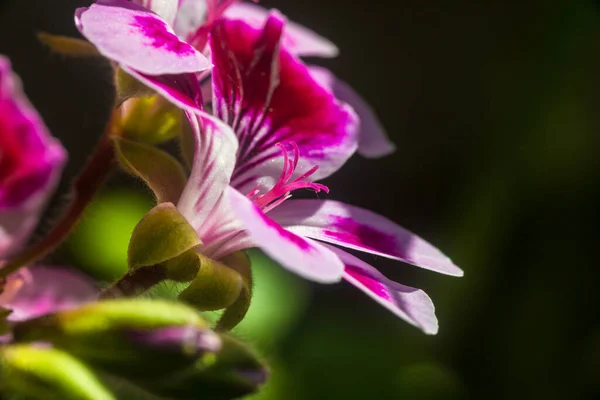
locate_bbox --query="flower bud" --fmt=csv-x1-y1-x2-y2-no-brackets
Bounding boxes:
136,334,268,400
0,345,115,400
12,299,220,379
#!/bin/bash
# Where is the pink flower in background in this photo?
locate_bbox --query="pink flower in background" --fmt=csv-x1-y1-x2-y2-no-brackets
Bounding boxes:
0,56,65,257
0,56,96,322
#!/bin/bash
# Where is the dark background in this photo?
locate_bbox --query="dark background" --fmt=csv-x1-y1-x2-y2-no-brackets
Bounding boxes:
2,1,600,399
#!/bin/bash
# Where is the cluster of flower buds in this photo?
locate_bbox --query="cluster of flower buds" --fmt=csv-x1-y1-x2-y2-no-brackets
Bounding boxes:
0,0,462,398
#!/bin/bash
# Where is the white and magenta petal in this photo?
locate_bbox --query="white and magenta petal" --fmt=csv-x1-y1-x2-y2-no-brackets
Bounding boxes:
224,2,339,58
4,266,97,322
76,0,210,75
226,187,344,283
0,56,66,258
210,13,358,192
309,67,396,158
327,246,438,334
268,200,463,277
177,112,238,232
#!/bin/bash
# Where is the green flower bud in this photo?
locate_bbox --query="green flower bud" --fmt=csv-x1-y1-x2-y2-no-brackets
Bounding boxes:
0,345,115,400
128,203,201,270
12,299,218,379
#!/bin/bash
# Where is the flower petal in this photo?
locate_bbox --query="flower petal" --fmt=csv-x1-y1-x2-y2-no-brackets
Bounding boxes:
310,66,396,158
120,66,204,114
325,246,438,334
6,266,97,322
0,56,66,258
224,2,339,58
76,0,210,75
226,187,344,283
177,112,238,234
210,13,358,192
268,200,463,277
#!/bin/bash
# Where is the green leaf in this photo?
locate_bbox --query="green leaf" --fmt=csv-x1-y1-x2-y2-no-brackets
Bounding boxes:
128,203,201,269
37,32,101,57
0,345,115,400
113,136,187,204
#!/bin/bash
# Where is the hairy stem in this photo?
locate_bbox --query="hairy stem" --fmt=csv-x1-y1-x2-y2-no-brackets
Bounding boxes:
99,265,166,299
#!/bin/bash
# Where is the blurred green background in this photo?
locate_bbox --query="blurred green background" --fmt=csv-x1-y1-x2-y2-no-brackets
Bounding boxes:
2,0,600,399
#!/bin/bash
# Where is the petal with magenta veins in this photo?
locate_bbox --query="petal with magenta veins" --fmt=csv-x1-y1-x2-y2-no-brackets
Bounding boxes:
226,187,344,283
0,56,66,258
310,66,396,158
5,266,97,322
268,200,463,277
76,0,210,75
177,112,238,234
325,246,438,334
210,13,358,193
224,2,339,58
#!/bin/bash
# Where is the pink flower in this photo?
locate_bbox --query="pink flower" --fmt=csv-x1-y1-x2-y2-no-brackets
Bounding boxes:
0,56,96,322
76,2,462,333
177,15,462,334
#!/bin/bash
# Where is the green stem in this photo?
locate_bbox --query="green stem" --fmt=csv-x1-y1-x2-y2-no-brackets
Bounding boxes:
99,265,166,299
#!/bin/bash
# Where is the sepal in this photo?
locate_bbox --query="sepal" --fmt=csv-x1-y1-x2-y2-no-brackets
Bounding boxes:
128,203,201,269
113,136,187,204
120,95,185,145
37,32,101,57
178,253,244,312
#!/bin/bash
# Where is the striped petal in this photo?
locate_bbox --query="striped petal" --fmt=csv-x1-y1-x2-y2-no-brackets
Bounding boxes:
268,199,463,277
226,187,344,283
327,246,438,334
210,13,358,193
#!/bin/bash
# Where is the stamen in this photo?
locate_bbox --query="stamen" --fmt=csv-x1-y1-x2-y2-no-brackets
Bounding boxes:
251,142,329,212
